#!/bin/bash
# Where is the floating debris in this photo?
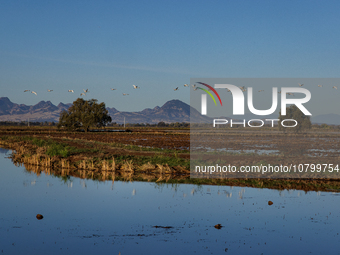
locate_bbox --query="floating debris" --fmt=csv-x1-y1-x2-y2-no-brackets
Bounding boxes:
214,224,223,229
36,214,44,220
153,225,173,229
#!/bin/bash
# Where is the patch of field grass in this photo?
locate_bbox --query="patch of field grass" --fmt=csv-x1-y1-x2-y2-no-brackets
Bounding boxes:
89,140,189,153
46,144,70,157
1,136,101,158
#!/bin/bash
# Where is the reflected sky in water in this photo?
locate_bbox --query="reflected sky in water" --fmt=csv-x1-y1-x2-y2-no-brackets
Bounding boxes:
0,149,339,255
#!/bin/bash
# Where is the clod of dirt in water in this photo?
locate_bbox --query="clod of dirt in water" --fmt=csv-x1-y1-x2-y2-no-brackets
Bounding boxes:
268,201,273,205
214,224,223,229
153,225,173,229
36,214,44,220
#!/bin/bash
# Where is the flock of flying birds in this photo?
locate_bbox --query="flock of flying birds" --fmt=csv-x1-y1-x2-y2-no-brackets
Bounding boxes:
23,85,142,96
23,83,338,97
189,82,338,96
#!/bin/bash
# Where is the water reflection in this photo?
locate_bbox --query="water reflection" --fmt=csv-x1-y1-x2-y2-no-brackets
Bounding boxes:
0,149,340,255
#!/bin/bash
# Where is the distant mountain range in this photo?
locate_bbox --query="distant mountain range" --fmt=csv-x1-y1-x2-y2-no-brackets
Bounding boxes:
0,97,338,125
0,97,71,123
0,97,210,124
312,114,340,125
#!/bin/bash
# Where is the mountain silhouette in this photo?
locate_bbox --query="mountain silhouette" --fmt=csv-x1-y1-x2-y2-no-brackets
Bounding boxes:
0,97,210,124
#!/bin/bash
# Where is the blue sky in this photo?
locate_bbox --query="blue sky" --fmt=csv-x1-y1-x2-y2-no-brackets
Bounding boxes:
0,0,339,114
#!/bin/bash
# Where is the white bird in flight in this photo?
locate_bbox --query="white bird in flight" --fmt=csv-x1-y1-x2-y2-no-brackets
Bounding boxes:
184,84,189,87
83,89,89,93
174,87,179,91
192,84,198,90
24,90,30,92
133,85,140,89
31,91,37,95
298,83,304,87
258,90,264,92
333,86,338,89
123,93,129,96
80,93,86,96
318,85,323,87
47,89,53,92
111,88,116,90
287,92,295,96
68,90,74,93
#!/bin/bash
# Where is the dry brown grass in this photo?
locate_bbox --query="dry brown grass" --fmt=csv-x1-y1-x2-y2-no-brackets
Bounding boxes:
139,162,156,171
121,160,134,172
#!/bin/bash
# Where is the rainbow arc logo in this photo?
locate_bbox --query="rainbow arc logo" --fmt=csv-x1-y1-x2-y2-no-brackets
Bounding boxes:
196,82,223,115
196,82,223,106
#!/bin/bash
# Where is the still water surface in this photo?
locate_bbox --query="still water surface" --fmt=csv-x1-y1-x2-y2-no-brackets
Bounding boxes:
0,148,339,254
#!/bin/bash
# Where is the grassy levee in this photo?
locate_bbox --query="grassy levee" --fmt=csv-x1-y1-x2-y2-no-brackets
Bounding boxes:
0,128,340,192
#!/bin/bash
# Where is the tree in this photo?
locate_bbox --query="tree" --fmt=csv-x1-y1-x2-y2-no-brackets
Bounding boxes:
157,121,167,127
58,98,112,132
279,105,311,133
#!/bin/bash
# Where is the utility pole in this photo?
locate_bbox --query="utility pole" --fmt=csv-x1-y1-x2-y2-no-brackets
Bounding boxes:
124,117,125,128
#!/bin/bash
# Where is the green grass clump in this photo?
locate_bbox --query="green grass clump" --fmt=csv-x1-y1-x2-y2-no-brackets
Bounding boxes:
31,138,49,147
46,143,70,157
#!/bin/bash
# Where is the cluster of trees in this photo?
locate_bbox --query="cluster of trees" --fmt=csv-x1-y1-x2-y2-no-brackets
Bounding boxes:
156,122,190,128
278,105,312,133
57,99,191,131
58,98,111,132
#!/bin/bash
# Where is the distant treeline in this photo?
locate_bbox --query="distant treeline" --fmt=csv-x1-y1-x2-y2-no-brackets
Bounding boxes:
0,121,190,128
109,122,190,128
0,121,57,126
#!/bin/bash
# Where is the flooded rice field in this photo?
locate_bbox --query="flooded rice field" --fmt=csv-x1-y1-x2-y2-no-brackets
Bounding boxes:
0,148,340,255
191,133,340,157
